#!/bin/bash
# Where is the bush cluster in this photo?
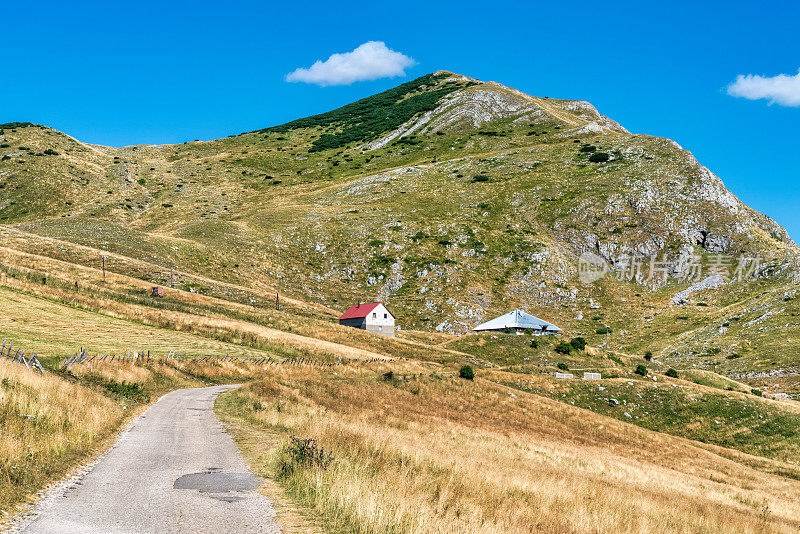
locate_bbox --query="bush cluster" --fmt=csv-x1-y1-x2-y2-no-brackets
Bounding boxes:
459,365,475,380
570,337,587,351
104,380,149,402
554,342,572,355
277,436,334,478
589,152,611,163
634,364,648,376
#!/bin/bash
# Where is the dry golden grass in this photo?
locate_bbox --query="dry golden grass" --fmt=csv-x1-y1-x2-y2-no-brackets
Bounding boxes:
0,265,395,364
0,285,292,364
220,368,800,533
0,359,123,512
0,229,334,315
0,240,464,364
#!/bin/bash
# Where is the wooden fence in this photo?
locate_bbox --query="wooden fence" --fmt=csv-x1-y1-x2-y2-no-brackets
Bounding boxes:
61,347,386,369
0,339,45,372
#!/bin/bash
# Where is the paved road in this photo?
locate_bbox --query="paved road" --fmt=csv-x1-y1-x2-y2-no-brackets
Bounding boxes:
18,385,282,533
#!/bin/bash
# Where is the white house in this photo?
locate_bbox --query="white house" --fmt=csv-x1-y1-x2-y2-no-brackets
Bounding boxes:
338,302,396,337
473,309,562,335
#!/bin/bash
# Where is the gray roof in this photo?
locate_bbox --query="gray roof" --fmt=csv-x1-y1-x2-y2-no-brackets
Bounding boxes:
473,309,562,332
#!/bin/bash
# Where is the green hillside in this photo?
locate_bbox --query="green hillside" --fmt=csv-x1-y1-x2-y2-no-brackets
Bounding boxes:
1,72,798,385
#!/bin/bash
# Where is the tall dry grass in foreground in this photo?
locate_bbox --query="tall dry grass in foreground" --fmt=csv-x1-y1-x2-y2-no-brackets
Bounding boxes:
221,368,800,534
0,359,122,511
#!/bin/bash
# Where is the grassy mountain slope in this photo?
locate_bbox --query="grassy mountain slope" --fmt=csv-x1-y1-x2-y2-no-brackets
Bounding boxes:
0,72,798,377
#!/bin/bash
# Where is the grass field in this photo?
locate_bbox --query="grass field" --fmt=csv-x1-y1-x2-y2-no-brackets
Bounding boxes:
218,367,800,533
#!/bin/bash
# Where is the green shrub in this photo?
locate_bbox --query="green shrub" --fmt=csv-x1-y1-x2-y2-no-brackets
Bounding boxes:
579,144,596,153
276,436,333,478
751,389,762,397
554,342,572,355
726,353,741,360
368,239,384,247
529,339,539,349
382,370,395,381
665,368,679,378
596,326,612,335
459,365,475,380
588,152,610,163
644,351,653,361
569,337,587,351
410,231,429,241
43,148,59,156
471,174,490,183
137,178,146,186
634,364,648,376
104,380,149,402
557,362,569,371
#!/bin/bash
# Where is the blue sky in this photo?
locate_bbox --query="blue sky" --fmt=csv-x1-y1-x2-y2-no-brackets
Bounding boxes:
2,0,798,238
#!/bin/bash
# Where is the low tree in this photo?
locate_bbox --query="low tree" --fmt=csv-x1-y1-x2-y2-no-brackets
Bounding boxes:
634,364,648,377
554,342,572,355
570,337,587,351
665,368,679,378
459,365,475,381
644,351,653,361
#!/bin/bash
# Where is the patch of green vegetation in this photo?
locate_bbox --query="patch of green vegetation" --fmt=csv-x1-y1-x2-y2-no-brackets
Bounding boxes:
500,376,800,463
459,365,475,380
588,152,610,163
554,342,572,355
104,380,150,402
261,73,474,152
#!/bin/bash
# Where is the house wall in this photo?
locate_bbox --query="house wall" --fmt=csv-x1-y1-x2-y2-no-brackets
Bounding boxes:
364,304,395,337
339,318,367,329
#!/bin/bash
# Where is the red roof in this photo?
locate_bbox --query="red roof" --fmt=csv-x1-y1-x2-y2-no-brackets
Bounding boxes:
339,302,383,320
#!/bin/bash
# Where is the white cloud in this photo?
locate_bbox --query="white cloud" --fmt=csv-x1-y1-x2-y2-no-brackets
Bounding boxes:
727,69,800,107
285,41,416,86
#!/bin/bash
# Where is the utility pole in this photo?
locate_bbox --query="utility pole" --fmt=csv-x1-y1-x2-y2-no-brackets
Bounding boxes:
101,254,107,286
276,293,279,310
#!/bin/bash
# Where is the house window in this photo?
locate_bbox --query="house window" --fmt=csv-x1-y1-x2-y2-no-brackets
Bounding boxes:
372,312,376,318
384,313,388,319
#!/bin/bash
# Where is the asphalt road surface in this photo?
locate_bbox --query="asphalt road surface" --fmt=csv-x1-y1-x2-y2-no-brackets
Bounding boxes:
18,385,282,533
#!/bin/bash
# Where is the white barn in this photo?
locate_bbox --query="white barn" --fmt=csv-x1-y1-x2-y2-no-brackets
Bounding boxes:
473,309,562,335
338,302,396,337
